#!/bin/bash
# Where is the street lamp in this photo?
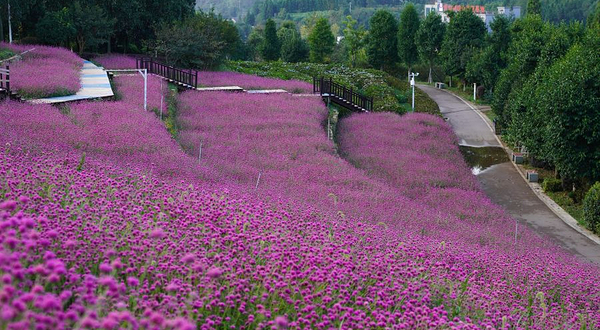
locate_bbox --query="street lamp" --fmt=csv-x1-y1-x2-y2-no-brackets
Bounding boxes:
409,72,419,112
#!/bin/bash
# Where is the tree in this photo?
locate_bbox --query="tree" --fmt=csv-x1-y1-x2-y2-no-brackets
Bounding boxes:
36,8,75,46
535,31,600,183
70,1,115,54
261,19,280,61
342,15,366,67
440,9,486,87
278,22,308,62
367,9,398,71
154,11,240,68
465,15,511,91
247,27,265,61
527,0,542,16
416,13,445,83
492,16,548,123
308,17,335,63
397,3,420,80
588,1,600,29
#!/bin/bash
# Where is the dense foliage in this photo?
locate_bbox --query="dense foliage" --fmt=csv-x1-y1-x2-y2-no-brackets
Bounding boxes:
3,0,195,53
397,4,420,77
440,9,486,84
307,18,335,63
366,10,399,71
226,60,440,114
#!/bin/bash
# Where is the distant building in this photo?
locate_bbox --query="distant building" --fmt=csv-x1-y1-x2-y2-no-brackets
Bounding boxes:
424,1,520,30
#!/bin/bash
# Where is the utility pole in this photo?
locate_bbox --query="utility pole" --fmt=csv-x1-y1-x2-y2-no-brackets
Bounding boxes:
8,0,13,44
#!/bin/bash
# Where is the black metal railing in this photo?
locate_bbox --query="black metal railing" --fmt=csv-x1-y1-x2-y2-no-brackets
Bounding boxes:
136,58,198,89
313,77,373,112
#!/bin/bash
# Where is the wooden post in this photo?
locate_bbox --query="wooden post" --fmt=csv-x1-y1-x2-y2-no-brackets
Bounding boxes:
6,65,9,92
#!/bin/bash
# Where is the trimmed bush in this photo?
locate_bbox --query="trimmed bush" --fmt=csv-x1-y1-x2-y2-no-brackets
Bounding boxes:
543,178,563,192
583,182,600,233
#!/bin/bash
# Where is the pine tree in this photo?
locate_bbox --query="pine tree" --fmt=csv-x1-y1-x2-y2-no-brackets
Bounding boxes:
261,19,280,61
308,17,335,63
397,3,420,80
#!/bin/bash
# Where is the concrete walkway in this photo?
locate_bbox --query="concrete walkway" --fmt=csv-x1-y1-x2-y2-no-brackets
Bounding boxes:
31,60,113,104
418,84,600,265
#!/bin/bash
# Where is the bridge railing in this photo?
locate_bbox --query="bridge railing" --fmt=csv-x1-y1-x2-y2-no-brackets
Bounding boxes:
136,57,198,89
313,77,373,112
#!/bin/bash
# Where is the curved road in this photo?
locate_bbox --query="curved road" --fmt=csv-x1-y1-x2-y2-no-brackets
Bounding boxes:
418,84,600,265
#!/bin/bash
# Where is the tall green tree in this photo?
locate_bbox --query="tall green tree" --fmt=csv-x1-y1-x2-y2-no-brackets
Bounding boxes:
465,15,511,91
527,0,542,16
70,1,115,54
367,9,398,71
261,19,281,61
342,15,366,68
154,11,240,68
35,8,75,46
492,16,549,123
535,30,600,182
416,13,445,83
397,3,420,80
278,22,308,62
247,27,265,61
308,17,335,63
440,9,486,86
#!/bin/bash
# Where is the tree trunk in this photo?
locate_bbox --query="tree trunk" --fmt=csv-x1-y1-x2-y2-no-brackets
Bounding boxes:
428,65,432,84
77,35,85,55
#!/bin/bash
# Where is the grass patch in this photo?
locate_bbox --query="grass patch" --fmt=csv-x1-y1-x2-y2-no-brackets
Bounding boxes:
546,191,585,225
522,163,591,230
225,61,441,116
19,88,77,100
164,84,180,139
0,48,15,61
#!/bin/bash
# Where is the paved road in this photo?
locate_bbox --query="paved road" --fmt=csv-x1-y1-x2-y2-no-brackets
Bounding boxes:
418,84,600,265
418,85,499,147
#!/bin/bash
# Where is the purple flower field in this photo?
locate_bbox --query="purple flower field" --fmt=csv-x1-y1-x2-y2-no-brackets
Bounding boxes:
198,71,312,93
93,54,138,70
1,43,82,98
0,61,598,329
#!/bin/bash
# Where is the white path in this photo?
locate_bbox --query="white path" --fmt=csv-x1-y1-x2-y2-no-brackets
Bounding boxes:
31,60,113,104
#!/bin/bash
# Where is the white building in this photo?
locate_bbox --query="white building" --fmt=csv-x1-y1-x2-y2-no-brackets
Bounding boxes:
424,1,521,30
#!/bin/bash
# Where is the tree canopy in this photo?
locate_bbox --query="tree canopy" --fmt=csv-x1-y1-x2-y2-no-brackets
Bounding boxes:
308,17,335,63
397,4,420,73
366,10,398,71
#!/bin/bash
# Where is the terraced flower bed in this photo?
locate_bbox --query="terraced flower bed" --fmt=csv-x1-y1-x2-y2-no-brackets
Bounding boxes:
0,62,598,329
1,43,82,98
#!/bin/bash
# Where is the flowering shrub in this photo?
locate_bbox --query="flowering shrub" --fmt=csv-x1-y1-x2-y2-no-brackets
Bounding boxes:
93,54,137,70
1,43,82,98
0,75,598,329
199,71,312,93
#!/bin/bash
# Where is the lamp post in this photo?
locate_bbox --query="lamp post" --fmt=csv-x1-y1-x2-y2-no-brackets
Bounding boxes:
409,72,419,112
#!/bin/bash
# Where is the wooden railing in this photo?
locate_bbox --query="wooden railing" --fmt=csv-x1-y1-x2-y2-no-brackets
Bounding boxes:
136,58,198,89
0,65,10,93
313,77,373,112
